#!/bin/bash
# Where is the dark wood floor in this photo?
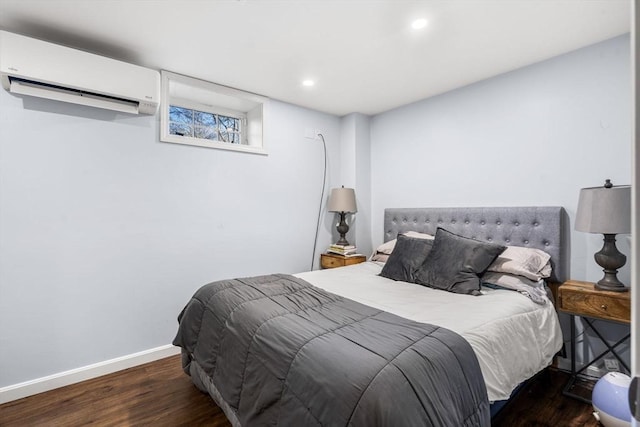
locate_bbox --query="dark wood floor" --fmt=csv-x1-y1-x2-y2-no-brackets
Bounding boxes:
492,372,598,427
0,355,231,427
0,355,598,426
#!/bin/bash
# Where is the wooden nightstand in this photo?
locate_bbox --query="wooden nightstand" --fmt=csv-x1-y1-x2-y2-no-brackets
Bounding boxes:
557,280,631,403
320,253,366,269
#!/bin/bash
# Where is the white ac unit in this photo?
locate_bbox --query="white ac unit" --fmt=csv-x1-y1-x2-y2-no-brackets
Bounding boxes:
0,31,160,115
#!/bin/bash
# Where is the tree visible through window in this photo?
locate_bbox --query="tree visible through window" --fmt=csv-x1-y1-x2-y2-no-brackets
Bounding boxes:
161,70,266,155
169,105,241,144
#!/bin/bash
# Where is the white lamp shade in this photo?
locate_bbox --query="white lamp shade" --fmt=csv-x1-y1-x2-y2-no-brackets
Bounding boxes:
327,187,357,213
575,184,631,234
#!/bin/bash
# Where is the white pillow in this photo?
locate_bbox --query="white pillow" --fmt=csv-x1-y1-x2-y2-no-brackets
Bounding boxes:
481,272,550,305
370,253,390,263
374,240,397,256
374,232,434,255
487,245,551,281
369,232,435,263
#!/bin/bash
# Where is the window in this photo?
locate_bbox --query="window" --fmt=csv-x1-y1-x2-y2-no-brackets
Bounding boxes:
160,70,267,155
169,106,242,143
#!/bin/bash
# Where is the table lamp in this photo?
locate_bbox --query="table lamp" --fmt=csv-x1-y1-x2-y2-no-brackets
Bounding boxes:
327,186,357,246
575,179,631,292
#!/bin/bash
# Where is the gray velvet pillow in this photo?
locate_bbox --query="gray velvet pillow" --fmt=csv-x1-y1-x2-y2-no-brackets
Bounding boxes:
414,228,506,295
380,234,434,283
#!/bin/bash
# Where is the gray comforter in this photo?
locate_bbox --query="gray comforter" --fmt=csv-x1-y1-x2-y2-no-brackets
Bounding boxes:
173,274,490,426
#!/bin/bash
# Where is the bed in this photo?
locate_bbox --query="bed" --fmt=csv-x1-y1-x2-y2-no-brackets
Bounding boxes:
173,206,566,426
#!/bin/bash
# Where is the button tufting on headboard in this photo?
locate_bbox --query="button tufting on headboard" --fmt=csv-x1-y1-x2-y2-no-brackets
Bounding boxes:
383,207,567,283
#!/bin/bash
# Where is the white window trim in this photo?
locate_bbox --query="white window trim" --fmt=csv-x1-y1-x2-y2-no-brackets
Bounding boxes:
160,70,267,155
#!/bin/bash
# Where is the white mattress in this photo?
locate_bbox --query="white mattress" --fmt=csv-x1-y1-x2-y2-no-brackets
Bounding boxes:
295,261,563,402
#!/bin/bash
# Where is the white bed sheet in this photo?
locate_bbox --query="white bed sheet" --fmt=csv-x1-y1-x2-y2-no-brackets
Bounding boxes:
295,261,563,402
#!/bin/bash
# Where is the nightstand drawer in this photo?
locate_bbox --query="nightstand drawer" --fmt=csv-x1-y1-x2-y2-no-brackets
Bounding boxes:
320,253,366,269
321,255,344,269
558,280,630,324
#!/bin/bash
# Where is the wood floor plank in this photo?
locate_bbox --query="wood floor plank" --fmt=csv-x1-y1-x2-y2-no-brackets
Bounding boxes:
493,370,598,427
0,355,230,426
0,355,597,426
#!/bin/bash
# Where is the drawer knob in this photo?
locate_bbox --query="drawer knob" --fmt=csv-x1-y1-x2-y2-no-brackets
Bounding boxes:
601,304,607,310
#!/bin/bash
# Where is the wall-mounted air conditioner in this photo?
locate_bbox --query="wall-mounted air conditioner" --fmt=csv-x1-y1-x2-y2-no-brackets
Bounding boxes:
0,30,160,115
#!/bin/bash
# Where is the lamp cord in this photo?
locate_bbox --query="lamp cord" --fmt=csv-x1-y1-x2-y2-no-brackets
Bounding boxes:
311,133,328,270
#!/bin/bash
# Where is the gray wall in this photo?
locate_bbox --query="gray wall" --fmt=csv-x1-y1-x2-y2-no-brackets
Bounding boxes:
370,34,632,370
0,92,341,387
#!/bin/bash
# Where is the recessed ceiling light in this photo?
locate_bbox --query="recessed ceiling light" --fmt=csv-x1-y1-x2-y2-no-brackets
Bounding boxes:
411,18,428,30
302,79,315,87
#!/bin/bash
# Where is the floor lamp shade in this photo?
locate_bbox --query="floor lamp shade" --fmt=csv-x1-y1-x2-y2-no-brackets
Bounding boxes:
328,187,357,246
575,180,631,291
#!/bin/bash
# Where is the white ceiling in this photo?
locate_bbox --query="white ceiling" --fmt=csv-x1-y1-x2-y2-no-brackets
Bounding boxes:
0,0,631,116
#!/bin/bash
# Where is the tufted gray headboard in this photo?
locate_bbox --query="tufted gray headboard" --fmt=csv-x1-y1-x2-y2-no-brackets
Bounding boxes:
384,207,568,283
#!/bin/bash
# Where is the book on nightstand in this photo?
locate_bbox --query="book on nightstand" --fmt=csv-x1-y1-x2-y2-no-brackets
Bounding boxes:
327,244,359,256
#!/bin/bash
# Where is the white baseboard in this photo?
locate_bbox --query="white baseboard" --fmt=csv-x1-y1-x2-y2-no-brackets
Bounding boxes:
0,344,181,405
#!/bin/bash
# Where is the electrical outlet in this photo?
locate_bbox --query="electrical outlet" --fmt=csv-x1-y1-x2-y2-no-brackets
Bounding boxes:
315,129,322,139
604,358,620,372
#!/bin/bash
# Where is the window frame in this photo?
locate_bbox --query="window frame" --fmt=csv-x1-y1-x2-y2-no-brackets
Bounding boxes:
160,70,267,155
